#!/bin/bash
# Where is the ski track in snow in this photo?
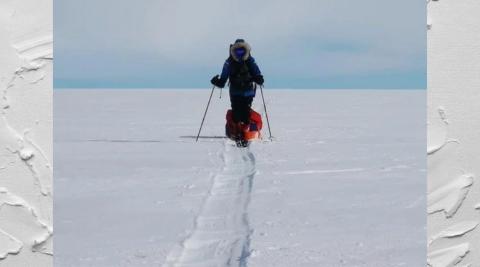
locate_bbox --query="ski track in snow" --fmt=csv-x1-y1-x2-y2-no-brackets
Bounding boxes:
163,140,256,267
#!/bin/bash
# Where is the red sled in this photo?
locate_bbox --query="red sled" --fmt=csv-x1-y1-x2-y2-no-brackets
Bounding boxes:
226,109,263,142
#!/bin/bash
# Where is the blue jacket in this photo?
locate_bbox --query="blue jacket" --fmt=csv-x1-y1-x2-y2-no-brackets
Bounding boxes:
220,56,262,97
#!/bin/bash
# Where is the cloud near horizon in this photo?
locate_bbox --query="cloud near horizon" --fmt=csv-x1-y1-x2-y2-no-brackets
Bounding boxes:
55,0,426,89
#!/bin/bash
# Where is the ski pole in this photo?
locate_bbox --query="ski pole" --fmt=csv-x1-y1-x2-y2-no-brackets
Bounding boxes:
196,85,216,142
259,85,273,140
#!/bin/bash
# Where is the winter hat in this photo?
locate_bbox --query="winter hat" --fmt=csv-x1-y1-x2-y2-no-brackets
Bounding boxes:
230,39,251,62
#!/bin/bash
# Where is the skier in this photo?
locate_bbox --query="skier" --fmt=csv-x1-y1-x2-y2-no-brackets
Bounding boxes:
210,39,264,144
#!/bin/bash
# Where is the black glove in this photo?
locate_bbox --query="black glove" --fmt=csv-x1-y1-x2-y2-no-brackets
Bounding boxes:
253,75,264,85
211,75,225,88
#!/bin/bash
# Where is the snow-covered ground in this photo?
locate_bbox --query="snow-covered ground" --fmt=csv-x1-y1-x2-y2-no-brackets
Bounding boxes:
54,89,426,267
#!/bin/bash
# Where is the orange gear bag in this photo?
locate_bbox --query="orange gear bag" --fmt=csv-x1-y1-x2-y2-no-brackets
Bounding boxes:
225,109,263,141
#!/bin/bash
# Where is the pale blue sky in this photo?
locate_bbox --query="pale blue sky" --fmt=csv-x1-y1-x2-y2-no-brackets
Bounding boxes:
54,0,426,89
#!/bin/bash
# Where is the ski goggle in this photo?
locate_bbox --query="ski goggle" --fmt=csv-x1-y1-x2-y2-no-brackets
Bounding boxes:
234,47,246,59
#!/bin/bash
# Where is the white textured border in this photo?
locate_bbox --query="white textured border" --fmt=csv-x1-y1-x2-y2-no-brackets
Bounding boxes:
0,0,53,265
428,0,480,266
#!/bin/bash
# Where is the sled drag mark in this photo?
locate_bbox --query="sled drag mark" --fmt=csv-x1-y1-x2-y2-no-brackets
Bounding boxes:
163,141,256,267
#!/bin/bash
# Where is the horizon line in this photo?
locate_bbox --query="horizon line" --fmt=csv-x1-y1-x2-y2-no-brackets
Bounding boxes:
54,87,426,90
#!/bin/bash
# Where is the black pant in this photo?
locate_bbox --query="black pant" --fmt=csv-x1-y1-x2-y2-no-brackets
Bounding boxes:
230,95,253,124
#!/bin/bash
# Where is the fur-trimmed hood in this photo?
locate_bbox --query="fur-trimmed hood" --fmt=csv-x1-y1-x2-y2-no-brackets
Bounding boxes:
230,40,251,62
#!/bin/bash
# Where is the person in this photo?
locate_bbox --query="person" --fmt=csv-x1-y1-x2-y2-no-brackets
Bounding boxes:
210,39,264,128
